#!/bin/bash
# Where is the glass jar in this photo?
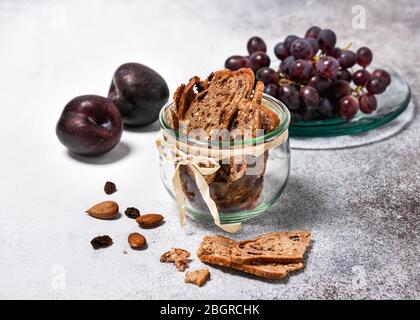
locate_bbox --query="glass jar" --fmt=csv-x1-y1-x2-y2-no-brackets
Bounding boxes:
158,93,291,226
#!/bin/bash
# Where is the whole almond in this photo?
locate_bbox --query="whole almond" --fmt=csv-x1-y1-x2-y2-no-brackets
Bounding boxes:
136,213,164,228
86,201,119,219
128,232,146,249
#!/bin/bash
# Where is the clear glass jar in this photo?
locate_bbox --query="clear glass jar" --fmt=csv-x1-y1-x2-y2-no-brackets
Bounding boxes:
158,93,291,225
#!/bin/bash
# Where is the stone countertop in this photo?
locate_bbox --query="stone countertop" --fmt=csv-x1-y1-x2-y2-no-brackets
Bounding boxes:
0,0,418,299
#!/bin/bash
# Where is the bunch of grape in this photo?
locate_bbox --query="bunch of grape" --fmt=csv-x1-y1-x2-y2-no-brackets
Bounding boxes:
224,26,391,122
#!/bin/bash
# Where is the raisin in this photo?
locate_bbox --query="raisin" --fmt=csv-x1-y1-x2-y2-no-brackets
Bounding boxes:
91,235,113,249
104,181,117,195
125,207,140,219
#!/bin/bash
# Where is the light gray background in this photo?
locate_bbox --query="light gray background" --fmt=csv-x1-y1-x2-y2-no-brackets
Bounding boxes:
0,0,419,299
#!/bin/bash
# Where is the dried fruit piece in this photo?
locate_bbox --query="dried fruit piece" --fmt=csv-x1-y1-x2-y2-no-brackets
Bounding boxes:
185,268,210,287
136,214,164,228
128,232,147,249
125,207,140,219
91,235,113,249
160,248,190,272
86,201,119,219
104,181,117,194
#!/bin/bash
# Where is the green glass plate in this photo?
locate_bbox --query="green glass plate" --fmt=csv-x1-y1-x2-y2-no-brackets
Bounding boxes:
289,68,411,137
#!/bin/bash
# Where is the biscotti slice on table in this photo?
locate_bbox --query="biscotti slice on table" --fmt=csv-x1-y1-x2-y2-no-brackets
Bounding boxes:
197,235,305,280
230,231,311,264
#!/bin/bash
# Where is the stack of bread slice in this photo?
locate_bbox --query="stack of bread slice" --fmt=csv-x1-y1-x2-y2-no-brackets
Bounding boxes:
197,231,311,279
170,68,280,212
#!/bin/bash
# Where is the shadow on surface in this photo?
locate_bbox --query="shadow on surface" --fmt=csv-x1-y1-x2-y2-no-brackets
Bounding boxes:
124,120,160,133
67,142,131,165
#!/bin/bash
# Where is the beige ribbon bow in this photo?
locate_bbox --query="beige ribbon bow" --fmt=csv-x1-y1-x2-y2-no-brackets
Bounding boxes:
156,128,289,233
155,135,241,233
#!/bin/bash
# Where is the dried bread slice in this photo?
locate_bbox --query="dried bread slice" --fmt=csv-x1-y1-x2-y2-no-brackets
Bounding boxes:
182,68,255,134
184,268,210,287
230,99,263,138
261,105,280,132
230,231,311,264
197,234,307,280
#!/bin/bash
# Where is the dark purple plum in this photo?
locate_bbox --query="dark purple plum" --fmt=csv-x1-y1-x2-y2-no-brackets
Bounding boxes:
225,55,249,71
56,95,123,156
108,63,169,127
247,36,267,54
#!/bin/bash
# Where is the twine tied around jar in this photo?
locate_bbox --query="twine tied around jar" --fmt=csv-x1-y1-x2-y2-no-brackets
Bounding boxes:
155,129,289,233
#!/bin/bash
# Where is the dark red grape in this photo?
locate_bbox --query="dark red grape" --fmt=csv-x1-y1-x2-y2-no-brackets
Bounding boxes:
248,52,270,72
307,38,319,55
302,106,315,121
331,80,352,100
317,29,337,52
337,50,357,68
305,26,322,39
318,98,334,118
372,69,391,86
300,86,320,108
279,56,295,75
290,112,303,123
353,69,371,86
327,47,341,58
290,39,313,59
290,59,313,82
356,47,373,67
225,55,249,71
316,56,339,79
336,69,352,82
256,67,279,85
274,42,289,60
359,93,377,114
308,75,332,92
278,84,300,110
366,77,387,94
264,83,279,98
284,35,299,52
338,95,359,120
247,36,267,54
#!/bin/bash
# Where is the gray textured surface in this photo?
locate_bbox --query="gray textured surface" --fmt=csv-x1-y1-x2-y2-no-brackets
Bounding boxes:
0,0,419,299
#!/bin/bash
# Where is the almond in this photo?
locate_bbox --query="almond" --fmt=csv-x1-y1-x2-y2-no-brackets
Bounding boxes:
128,232,146,249
86,201,119,219
136,213,164,228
